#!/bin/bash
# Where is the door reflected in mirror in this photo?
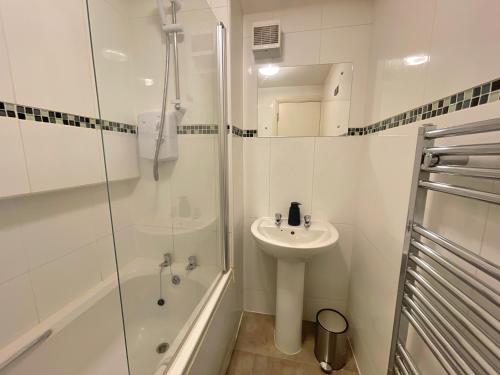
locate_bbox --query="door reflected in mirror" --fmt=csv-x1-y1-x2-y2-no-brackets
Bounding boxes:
257,63,353,137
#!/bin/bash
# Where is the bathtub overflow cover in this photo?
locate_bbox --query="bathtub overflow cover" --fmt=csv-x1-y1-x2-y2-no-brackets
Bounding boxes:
156,342,170,354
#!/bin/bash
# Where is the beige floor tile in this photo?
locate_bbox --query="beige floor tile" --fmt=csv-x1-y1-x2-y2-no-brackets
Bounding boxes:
228,312,359,375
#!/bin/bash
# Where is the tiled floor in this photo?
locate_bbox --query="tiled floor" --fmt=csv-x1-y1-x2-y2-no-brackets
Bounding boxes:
226,312,359,375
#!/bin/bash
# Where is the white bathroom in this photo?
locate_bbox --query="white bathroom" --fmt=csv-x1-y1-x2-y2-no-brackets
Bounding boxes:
0,0,498,374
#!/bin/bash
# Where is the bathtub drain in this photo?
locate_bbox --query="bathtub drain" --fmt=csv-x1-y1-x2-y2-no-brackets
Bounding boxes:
156,342,170,354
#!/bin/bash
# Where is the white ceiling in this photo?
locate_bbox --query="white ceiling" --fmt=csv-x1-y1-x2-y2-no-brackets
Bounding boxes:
240,0,332,14
258,64,332,88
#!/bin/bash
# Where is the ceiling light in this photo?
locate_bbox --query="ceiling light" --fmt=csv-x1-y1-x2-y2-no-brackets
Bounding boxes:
404,55,429,66
142,78,154,87
259,65,280,76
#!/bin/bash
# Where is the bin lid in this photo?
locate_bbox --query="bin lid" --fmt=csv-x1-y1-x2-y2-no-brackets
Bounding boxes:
317,309,348,333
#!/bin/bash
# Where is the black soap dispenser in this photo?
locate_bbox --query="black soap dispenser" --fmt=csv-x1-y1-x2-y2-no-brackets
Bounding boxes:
288,202,301,226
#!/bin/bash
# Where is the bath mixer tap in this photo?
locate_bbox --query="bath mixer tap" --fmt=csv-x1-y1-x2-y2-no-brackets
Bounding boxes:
275,213,282,226
160,253,172,269
185,255,198,270
304,215,311,228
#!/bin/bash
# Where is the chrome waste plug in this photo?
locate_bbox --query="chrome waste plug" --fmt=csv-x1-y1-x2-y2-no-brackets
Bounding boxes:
171,275,180,285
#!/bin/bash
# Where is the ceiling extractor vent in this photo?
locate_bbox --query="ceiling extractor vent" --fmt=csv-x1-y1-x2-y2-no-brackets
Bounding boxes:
252,20,281,58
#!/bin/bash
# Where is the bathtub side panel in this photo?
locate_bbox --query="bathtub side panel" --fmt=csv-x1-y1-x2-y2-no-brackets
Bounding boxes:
3,290,128,375
186,279,242,375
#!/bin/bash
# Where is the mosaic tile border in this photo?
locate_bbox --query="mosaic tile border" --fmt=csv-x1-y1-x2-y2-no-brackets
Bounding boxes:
0,100,137,134
232,125,257,137
177,124,218,134
347,77,500,136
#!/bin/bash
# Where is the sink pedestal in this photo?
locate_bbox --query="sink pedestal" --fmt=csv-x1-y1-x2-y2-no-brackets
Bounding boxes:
251,217,339,355
275,259,305,355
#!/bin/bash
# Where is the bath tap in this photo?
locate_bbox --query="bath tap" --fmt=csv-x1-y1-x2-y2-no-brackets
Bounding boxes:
185,255,198,270
160,253,172,269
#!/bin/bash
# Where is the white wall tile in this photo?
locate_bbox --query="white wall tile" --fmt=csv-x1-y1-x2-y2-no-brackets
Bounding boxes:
242,37,258,130
364,0,435,124
210,0,228,8
320,24,371,128
0,199,28,284
303,297,347,322
0,0,98,117
20,122,104,192
243,137,270,217
0,117,30,197
131,159,174,229
0,274,39,347
211,5,228,25
30,244,102,320
89,184,114,239
107,180,136,230
242,217,276,294
269,137,314,216
348,231,400,374
129,14,165,116
174,226,218,267
277,5,322,34
355,130,418,266
281,30,321,66
321,0,373,29
132,225,174,261
0,12,15,102
243,289,275,315
170,136,218,225
87,0,136,124
423,0,500,103
20,188,100,269
114,226,138,269
319,24,371,64
242,11,275,38
311,137,363,224
102,131,140,182
93,234,118,279
304,224,353,303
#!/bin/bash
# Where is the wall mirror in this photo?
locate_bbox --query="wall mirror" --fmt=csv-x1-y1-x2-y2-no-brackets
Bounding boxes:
257,63,353,137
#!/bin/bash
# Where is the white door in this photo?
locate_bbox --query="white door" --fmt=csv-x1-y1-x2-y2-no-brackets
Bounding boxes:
277,101,321,136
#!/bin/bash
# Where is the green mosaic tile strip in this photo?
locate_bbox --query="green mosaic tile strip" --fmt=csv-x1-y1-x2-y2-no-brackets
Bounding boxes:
0,101,137,134
347,77,500,136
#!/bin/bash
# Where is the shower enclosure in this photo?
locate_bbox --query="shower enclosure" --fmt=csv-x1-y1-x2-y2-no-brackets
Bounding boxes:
87,0,228,374
0,1,227,374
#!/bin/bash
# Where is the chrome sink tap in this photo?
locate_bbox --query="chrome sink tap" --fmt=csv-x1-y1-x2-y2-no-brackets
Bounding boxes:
275,213,282,226
304,215,312,228
185,255,198,270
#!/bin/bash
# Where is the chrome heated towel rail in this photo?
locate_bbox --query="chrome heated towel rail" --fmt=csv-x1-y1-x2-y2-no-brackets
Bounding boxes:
388,118,500,375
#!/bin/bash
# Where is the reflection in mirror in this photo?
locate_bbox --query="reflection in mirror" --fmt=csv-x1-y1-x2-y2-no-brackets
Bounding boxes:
257,63,353,137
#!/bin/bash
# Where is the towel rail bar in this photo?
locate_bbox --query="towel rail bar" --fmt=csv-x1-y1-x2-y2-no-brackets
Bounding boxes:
421,165,500,179
412,224,500,280
410,239,500,306
424,118,500,138
388,120,500,374
418,180,500,205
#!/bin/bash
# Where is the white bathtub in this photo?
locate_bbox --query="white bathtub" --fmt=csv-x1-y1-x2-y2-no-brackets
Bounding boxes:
0,258,219,375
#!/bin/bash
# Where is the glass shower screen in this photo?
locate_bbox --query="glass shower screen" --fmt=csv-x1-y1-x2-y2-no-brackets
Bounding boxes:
86,0,224,374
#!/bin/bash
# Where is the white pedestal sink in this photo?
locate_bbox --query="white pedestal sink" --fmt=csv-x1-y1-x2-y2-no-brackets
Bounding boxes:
251,217,339,355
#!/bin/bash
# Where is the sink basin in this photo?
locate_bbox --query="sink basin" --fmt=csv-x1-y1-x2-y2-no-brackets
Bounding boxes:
251,217,339,260
250,217,339,355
